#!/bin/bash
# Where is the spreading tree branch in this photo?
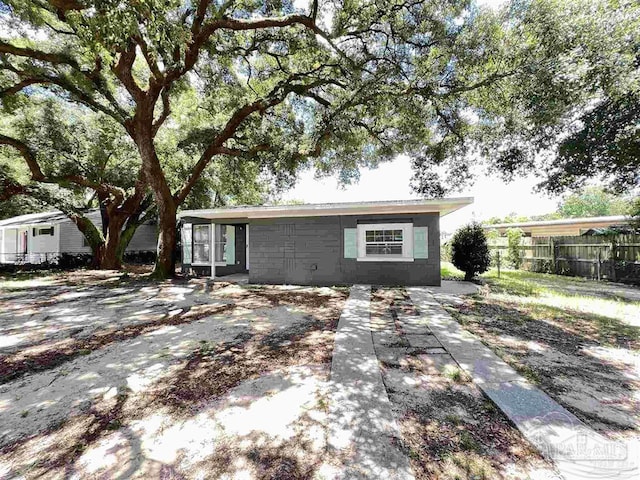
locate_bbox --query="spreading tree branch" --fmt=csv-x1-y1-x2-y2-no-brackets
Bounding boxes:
0,134,127,203
174,76,337,204
0,41,82,69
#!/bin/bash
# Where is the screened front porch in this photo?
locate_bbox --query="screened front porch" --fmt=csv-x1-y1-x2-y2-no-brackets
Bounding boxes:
180,222,248,277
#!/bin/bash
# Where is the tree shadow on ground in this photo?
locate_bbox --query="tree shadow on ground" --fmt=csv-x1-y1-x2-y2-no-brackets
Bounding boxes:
448,297,640,437
0,284,346,384
371,287,552,479
0,293,344,479
392,383,546,480
149,305,340,414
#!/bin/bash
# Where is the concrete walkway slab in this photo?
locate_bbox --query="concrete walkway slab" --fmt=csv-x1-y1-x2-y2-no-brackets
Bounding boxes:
405,334,441,349
407,287,640,480
328,285,414,480
372,331,407,348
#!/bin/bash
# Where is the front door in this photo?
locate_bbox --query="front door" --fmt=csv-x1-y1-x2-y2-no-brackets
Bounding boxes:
233,224,247,272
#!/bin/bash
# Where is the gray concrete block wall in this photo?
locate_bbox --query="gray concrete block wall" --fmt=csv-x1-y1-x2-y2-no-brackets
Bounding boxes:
248,213,441,286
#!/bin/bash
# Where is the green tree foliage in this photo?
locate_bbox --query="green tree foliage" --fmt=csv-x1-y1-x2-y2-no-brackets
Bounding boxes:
0,155,46,219
485,213,536,225
0,97,148,267
483,186,632,225
557,187,630,218
629,197,640,230
0,86,279,268
440,241,452,263
451,222,491,281
0,0,547,277
411,0,640,196
506,227,524,269
0,195,43,220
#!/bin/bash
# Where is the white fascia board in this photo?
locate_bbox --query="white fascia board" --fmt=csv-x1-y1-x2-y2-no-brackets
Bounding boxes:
178,197,474,220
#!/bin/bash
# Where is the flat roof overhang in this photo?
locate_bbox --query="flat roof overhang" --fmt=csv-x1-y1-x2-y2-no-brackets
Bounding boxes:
178,197,473,221
482,215,629,230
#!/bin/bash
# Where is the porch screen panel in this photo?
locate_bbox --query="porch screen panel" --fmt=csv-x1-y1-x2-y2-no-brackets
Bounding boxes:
193,224,210,263
215,224,226,262
181,223,192,264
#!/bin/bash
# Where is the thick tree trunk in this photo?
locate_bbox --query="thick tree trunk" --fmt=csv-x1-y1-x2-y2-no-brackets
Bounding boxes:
115,201,154,264
91,244,105,268
99,215,126,269
115,222,138,265
154,201,177,278
132,119,177,279
71,215,107,268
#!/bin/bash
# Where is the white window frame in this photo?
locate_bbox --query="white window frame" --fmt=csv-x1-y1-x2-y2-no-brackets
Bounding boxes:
191,223,228,267
192,224,212,266
357,223,414,262
34,226,54,237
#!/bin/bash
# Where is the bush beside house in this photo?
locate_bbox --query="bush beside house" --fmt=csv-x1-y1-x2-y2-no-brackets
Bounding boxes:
451,223,491,281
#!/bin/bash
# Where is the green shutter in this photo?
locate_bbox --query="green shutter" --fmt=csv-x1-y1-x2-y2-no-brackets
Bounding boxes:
182,223,192,264
226,225,236,265
344,228,357,258
413,227,428,259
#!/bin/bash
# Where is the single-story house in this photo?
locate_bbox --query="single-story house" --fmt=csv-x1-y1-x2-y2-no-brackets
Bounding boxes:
178,198,473,286
483,215,631,237
0,210,157,264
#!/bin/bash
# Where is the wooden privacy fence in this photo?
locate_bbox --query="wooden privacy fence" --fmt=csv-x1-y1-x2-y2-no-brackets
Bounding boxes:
489,234,640,284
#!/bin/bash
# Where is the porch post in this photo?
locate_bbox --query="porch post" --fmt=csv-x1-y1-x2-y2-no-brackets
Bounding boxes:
210,222,216,279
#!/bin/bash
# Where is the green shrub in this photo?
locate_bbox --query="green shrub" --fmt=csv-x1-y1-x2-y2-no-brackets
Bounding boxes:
530,258,554,274
441,241,452,262
451,222,491,281
506,227,524,269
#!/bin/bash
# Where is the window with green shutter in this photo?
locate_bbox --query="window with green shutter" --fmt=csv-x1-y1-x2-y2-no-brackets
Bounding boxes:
344,228,357,258
356,223,414,261
413,227,428,259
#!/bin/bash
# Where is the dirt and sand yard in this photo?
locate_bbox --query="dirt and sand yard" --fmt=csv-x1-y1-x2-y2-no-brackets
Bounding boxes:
369,287,556,480
3,267,633,479
439,268,640,443
0,271,347,479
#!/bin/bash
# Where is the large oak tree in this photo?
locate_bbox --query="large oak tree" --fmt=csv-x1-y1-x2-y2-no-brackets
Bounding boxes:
2,0,527,277
0,94,279,267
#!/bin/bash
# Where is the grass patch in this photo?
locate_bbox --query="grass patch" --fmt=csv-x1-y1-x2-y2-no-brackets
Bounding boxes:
481,269,543,296
440,268,640,437
480,268,640,323
443,365,469,383
441,262,465,281
458,431,481,453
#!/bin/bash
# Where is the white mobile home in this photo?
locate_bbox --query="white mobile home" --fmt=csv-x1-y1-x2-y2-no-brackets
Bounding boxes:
0,210,157,265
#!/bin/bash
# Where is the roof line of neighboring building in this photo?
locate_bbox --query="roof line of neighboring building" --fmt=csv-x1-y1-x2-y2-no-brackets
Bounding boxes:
482,215,629,230
178,197,474,220
0,210,91,228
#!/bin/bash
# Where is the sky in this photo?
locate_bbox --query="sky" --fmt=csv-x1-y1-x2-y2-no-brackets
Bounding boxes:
281,156,559,233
